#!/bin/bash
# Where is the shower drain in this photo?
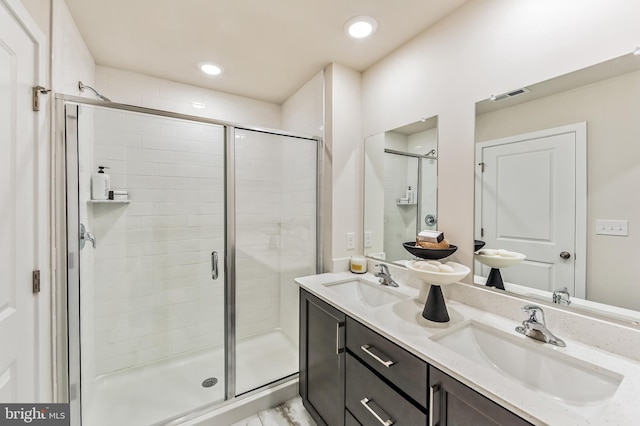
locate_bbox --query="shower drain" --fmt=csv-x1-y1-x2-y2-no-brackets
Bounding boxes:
202,377,218,388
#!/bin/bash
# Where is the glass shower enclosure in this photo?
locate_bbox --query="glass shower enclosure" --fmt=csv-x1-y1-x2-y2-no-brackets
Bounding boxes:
59,98,320,426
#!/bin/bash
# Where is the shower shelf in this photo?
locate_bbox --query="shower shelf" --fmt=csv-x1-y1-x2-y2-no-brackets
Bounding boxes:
87,200,131,204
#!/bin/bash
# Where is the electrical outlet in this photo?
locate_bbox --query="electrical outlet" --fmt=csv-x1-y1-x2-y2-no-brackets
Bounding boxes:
364,231,372,248
346,232,355,250
596,220,628,236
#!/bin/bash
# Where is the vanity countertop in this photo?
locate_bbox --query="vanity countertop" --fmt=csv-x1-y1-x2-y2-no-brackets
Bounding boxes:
295,271,640,426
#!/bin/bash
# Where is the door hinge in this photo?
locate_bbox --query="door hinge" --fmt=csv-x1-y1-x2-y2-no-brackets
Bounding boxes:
478,162,485,173
32,270,41,293
32,85,51,111
481,228,484,237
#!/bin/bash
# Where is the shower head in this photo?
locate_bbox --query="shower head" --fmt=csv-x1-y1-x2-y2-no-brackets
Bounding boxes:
78,81,111,102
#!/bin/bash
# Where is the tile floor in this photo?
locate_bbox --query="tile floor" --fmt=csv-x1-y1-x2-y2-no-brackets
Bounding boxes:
231,396,317,426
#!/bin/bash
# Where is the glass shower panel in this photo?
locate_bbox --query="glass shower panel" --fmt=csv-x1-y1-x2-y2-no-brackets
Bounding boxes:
420,156,438,230
383,152,419,261
233,128,318,395
72,104,226,426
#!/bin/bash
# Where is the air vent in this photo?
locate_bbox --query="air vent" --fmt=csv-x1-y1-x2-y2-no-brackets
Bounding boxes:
490,87,530,102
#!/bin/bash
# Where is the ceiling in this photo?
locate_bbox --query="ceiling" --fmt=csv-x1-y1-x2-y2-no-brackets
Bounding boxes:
65,0,470,104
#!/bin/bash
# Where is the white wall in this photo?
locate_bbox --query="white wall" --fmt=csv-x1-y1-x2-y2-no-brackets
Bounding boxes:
96,66,281,129
51,0,95,94
325,63,363,271
281,70,324,137
362,0,640,276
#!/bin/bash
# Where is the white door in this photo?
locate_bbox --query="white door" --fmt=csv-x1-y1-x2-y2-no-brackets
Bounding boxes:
0,0,47,402
476,124,586,297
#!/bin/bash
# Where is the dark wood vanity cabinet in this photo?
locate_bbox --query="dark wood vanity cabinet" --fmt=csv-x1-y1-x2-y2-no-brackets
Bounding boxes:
429,368,532,426
300,290,346,426
300,288,530,426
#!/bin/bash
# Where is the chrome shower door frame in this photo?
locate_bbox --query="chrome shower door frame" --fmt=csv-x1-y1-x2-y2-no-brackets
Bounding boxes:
55,95,323,425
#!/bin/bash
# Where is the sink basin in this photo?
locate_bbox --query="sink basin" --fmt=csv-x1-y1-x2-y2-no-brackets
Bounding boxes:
322,279,407,307
431,321,622,418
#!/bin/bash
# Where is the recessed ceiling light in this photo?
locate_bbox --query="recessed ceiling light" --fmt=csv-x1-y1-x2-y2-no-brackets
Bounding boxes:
344,16,377,39
199,62,224,76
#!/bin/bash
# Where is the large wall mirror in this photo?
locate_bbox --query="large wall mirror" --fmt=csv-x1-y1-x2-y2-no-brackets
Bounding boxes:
364,116,438,263
474,52,640,324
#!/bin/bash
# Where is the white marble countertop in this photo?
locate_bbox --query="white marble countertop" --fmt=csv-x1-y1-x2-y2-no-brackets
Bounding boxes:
295,271,640,426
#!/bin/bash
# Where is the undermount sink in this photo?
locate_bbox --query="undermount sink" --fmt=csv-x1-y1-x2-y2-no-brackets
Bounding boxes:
431,321,622,418
322,278,407,307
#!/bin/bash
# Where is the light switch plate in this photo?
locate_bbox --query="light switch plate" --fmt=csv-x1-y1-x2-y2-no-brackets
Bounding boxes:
346,232,355,250
364,231,372,248
596,220,628,236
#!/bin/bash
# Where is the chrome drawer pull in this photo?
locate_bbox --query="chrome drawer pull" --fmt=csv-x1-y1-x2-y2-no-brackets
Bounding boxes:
429,384,441,426
360,344,395,367
360,398,394,426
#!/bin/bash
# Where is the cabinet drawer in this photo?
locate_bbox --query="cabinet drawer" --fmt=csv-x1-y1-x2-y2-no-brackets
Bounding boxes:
346,317,428,408
346,353,427,426
345,409,361,426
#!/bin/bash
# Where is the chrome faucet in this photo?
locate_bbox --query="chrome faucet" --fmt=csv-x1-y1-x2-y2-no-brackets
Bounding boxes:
374,264,399,287
552,287,571,306
515,305,566,347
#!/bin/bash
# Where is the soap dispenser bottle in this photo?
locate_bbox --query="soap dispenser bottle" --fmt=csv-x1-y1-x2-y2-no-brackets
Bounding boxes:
406,185,414,204
92,166,110,200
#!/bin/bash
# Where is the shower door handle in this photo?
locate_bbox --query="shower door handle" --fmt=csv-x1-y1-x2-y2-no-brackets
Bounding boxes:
211,251,219,280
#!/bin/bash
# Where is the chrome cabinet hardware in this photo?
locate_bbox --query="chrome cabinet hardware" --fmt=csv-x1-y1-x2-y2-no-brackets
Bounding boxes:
429,384,440,426
336,322,345,355
360,398,394,426
360,344,395,368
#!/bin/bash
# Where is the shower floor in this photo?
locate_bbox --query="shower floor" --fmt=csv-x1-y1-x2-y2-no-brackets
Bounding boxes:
84,329,298,426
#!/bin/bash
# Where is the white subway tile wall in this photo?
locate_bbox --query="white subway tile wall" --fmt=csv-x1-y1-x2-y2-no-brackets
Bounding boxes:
90,107,226,375
88,108,317,376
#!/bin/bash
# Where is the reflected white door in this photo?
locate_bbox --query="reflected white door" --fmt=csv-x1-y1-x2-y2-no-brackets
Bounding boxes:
0,0,42,402
476,124,585,296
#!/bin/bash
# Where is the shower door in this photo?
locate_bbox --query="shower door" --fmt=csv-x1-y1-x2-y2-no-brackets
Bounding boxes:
232,128,318,395
65,103,227,426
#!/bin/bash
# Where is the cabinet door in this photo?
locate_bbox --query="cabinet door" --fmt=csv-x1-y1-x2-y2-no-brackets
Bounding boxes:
429,368,531,426
300,290,346,426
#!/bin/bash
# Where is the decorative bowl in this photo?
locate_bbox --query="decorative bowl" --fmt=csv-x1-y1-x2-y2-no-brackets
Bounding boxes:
402,242,457,260
406,260,470,286
475,250,526,269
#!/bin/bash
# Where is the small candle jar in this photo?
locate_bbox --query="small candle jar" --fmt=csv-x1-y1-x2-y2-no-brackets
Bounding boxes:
350,256,367,274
